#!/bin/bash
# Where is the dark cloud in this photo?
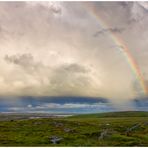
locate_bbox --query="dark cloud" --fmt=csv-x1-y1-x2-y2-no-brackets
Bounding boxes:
133,97,148,111
94,27,125,37
60,63,89,74
110,45,124,49
4,53,43,72
4,53,33,66
49,63,92,96
0,96,113,113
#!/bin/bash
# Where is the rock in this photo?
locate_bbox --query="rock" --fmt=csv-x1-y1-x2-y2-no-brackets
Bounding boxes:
34,122,42,125
64,128,74,133
53,122,64,127
128,123,140,131
49,136,63,144
143,122,148,126
98,130,108,140
125,123,140,136
98,129,114,140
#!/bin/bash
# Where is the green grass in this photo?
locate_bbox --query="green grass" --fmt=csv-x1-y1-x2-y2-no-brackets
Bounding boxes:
0,111,148,146
68,111,148,118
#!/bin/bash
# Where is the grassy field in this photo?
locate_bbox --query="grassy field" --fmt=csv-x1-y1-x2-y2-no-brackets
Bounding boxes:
0,111,148,146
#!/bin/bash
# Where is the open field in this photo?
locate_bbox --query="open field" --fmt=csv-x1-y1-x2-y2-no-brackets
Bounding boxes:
0,111,148,146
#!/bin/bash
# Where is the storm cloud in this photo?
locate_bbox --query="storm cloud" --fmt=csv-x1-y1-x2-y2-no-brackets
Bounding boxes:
0,1,148,109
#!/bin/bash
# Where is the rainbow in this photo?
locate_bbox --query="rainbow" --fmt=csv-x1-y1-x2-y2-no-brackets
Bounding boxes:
84,2,148,96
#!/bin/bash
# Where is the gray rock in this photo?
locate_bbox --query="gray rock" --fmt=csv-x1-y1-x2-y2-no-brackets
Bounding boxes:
53,122,64,127
125,123,140,135
98,129,114,140
34,122,42,125
49,136,63,144
98,130,108,140
64,128,74,133
144,122,148,126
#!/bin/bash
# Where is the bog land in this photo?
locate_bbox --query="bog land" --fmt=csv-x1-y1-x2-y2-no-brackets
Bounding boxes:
0,111,148,146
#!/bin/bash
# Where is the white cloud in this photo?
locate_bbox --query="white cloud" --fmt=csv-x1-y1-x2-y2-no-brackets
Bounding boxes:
27,104,32,108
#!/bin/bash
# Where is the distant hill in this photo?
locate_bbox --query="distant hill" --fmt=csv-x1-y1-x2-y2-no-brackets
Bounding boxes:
70,111,148,118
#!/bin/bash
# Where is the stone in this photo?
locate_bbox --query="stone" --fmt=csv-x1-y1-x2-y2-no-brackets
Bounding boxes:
98,130,108,140
53,122,64,127
144,122,148,126
49,136,63,144
64,128,74,133
125,123,140,136
98,129,114,140
33,121,42,125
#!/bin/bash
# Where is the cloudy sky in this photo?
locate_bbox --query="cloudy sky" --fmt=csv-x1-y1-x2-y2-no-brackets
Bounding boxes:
0,1,148,113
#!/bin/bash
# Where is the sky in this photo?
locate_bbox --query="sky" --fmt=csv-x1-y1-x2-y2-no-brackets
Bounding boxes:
0,1,148,113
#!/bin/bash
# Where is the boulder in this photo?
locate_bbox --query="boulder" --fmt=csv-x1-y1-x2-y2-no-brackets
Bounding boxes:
125,123,140,136
64,128,75,133
53,122,64,127
98,129,115,140
98,130,108,140
49,136,63,144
